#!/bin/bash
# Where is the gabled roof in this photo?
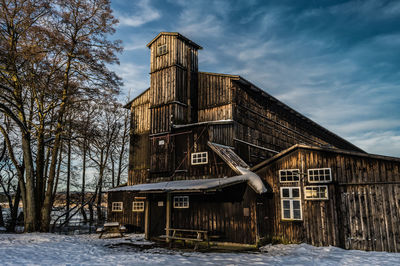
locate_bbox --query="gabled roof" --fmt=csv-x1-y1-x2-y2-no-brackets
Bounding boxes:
207,142,249,175
251,144,400,172
147,32,203,50
108,168,268,194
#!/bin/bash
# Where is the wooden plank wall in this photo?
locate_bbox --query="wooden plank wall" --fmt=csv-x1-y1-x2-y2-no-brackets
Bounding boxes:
208,123,234,147
197,73,233,122
149,125,236,182
107,191,144,231
129,89,151,185
233,84,332,166
149,34,199,134
168,185,258,244
233,83,360,155
256,147,400,252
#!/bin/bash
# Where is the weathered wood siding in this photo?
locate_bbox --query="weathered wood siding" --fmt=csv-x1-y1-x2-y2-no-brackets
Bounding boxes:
147,185,259,244
149,125,236,182
149,34,200,134
233,84,332,166
256,147,400,252
129,89,151,185
232,82,361,167
197,72,234,122
107,191,145,231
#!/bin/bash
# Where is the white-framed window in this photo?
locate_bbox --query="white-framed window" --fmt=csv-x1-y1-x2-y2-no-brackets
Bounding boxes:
111,202,123,212
132,201,145,212
191,152,208,165
308,168,332,183
173,196,189,208
157,44,167,56
279,169,300,182
280,187,302,220
304,186,329,200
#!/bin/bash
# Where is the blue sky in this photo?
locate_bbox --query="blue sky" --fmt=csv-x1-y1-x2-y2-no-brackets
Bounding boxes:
109,0,400,157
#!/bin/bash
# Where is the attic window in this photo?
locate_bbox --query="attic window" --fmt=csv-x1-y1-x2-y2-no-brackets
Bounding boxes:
111,202,123,212
308,168,332,183
191,152,208,165
173,196,189,208
304,186,328,200
157,44,167,56
280,187,302,220
279,169,300,182
132,201,145,212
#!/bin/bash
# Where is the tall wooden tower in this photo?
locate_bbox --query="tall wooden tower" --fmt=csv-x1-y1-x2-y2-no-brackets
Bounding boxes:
146,32,202,176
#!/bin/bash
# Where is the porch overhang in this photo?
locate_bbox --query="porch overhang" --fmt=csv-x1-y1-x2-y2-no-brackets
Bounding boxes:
108,168,269,195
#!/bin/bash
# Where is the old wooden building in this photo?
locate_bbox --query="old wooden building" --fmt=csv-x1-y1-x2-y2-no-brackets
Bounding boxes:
108,32,400,251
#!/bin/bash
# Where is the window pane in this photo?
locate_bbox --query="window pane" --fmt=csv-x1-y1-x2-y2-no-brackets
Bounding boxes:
283,200,291,209
293,210,301,219
282,188,290,198
292,200,300,209
284,210,291,219
292,188,300,198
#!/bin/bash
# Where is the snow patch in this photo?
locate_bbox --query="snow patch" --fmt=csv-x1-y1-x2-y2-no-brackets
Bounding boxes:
0,233,400,265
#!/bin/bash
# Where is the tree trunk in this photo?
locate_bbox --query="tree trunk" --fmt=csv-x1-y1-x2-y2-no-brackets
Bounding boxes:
96,166,104,225
66,124,72,224
111,155,115,188
21,133,37,232
0,205,4,228
80,142,88,223
7,184,21,232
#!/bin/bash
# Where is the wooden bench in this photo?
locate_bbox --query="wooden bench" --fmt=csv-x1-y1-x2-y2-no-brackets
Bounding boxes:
162,228,209,250
97,222,126,238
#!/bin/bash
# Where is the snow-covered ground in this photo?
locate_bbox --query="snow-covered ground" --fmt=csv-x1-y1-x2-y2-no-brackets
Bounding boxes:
0,233,399,265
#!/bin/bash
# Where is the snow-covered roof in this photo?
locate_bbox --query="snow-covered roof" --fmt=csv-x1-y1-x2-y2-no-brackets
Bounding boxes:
108,169,268,194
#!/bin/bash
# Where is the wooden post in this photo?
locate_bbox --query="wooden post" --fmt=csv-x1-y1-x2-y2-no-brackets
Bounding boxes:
144,199,150,239
166,193,171,243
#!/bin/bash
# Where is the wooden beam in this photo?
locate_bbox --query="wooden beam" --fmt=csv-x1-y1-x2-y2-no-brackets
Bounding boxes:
166,193,171,243
233,138,279,154
144,199,150,239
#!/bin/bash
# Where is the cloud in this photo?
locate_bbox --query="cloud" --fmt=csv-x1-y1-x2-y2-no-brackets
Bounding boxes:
110,63,149,99
116,0,161,27
110,0,400,157
349,131,400,157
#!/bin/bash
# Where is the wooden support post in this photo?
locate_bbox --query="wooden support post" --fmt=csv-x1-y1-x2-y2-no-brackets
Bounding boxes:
144,198,150,240
166,193,171,243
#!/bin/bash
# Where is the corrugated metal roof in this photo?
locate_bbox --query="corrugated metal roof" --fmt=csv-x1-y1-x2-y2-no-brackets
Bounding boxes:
108,168,268,194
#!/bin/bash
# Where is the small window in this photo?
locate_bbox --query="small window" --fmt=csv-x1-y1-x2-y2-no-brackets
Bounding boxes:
191,152,208,165
132,201,145,212
308,168,332,183
279,169,300,182
173,196,189,208
280,187,302,220
304,186,328,200
111,202,123,212
157,44,167,56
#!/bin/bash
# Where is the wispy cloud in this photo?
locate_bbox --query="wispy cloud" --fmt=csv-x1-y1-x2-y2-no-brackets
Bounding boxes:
116,0,160,27
111,0,400,157
110,62,149,99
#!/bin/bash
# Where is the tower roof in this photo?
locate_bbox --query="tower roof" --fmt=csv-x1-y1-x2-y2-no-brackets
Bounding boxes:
146,32,203,50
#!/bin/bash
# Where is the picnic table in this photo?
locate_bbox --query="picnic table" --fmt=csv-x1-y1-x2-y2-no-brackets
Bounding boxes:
162,228,209,250
97,222,126,238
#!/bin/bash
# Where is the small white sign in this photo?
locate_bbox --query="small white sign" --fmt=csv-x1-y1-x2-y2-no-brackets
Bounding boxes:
158,201,164,207
158,140,165,145
243,207,250,217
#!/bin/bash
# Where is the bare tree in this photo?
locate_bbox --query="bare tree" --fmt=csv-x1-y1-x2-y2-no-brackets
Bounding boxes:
0,0,121,232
